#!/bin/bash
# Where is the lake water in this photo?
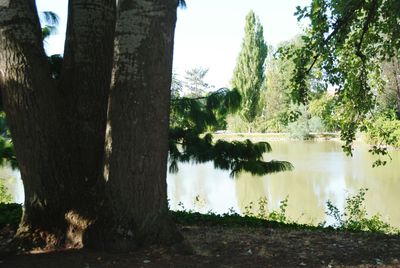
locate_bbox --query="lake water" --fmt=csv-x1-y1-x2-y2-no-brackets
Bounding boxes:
167,140,400,227
1,140,399,227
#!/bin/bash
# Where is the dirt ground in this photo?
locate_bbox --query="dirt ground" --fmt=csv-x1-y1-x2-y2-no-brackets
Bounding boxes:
1,225,400,267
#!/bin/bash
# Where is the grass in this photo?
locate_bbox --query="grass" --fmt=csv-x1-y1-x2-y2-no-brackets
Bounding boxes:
170,210,332,232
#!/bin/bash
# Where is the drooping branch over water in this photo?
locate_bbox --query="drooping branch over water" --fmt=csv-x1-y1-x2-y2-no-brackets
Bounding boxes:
169,88,293,177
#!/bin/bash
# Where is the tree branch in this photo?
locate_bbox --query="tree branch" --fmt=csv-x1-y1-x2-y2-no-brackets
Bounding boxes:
355,0,379,60
305,1,364,74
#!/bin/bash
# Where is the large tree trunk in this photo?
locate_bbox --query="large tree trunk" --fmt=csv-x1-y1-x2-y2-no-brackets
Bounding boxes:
0,0,117,251
1,0,183,252
61,0,115,201
0,0,70,250
58,0,116,247
84,0,182,251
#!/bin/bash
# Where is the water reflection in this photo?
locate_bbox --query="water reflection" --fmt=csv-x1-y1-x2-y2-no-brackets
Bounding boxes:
168,163,239,213
167,140,400,227
1,140,399,227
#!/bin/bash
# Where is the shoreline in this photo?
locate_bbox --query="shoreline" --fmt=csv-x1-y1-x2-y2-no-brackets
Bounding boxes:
213,132,341,142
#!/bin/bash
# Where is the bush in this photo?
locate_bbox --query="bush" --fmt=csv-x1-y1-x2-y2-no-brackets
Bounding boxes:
309,116,325,133
325,188,396,234
364,112,400,148
287,117,312,139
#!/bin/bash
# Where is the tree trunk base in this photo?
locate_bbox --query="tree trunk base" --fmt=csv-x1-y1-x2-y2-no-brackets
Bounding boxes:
83,216,187,253
1,226,65,254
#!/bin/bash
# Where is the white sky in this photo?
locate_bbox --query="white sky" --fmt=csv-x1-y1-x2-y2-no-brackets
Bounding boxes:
36,0,310,88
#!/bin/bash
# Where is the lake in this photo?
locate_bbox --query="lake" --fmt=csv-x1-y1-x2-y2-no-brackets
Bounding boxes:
1,140,399,227
167,140,400,227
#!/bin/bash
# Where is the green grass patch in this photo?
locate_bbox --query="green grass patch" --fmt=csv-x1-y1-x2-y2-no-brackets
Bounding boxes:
170,210,331,232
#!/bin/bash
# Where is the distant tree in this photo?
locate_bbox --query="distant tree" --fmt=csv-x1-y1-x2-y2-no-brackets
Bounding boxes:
261,36,328,132
231,10,268,131
183,67,212,97
377,57,400,118
262,40,299,130
171,71,183,98
308,92,337,132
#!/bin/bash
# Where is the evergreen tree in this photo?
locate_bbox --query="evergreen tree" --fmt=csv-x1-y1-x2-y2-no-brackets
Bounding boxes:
169,88,293,177
183,67,212,97
231,10,268,130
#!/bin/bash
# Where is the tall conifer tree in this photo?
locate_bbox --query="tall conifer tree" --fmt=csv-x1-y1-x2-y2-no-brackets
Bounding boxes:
231,10,268,130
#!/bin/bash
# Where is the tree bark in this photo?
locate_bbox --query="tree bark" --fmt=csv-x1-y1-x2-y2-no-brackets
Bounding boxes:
0,0,117,250
59,0,116,246
60,0,115,202
0,0,69,250
1,0,183,252
84,0,182,251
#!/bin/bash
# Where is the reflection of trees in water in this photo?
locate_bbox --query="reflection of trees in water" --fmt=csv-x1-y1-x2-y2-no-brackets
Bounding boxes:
168,163,211,212
262,170,329,225
234,168,328,224
342,143,400,227
235,141,347,225
234,169,327,225
191,165,210,211
234,172,267,215
3,141,399,226
167,172,183,210
169,141,400,227
259,141,400,227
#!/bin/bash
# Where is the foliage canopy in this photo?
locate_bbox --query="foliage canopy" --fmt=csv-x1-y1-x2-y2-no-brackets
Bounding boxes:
289,0,400,157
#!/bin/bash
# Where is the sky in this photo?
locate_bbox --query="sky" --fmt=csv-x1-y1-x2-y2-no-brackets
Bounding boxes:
36,0,310,88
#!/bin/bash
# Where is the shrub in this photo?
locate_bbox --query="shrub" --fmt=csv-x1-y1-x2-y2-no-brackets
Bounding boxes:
325,188,396,233
309,116,325,133
364,112,400,148
287,117,312,139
